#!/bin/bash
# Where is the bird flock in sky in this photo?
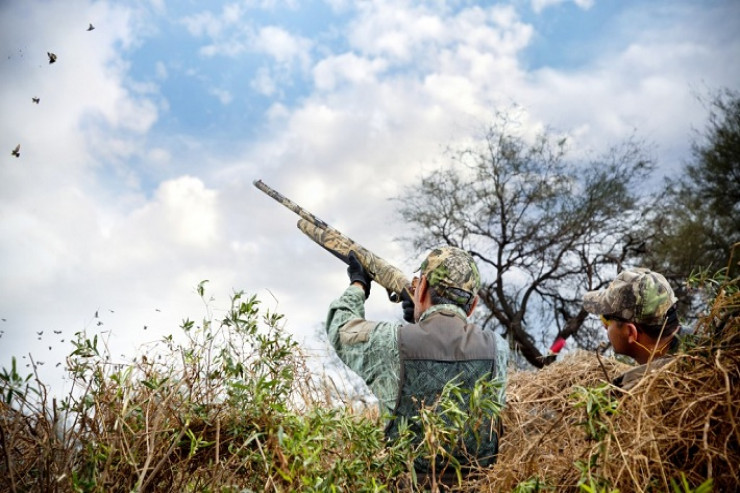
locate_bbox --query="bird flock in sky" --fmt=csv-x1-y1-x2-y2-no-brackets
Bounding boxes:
9,22,94,159
3,22,100,371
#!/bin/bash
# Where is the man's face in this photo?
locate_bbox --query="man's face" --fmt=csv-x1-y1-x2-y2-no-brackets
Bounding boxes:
602,315,631,355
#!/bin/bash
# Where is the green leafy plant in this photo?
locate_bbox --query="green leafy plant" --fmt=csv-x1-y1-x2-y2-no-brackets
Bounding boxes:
572,384,618,442
669,472,713,493
571,384,620,491
512,475,554,492
1,284,437,491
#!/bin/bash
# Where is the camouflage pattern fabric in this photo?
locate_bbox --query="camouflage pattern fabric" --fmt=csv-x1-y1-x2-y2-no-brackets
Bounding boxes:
325,286,508,421
418,246,481,305
385,308,506,471
387,358,501,470
325,285,401,415
583,267,677,325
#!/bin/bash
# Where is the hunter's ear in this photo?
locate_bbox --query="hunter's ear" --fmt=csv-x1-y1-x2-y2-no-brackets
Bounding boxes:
467,295,479,317
417,276,429,299
626,323,640,343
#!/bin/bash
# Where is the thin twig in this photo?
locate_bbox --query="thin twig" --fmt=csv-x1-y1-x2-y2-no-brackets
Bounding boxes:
140,421,191,492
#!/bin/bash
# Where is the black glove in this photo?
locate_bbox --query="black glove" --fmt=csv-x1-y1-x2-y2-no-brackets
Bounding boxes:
347,251,371,299
400,289,415,323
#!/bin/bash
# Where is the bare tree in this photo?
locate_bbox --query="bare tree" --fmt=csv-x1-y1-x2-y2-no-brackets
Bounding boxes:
396,115,655,368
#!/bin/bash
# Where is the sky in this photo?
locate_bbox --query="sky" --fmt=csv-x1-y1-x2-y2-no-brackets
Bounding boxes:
1,0,739,396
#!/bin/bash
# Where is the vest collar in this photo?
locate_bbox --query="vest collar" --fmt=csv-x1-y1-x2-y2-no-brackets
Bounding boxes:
419,304,468,323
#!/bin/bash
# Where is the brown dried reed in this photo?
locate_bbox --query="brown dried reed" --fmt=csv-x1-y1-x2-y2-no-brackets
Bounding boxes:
469,282,739,492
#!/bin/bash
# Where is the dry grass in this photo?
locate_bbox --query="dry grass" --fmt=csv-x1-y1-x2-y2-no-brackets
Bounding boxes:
0,291,407,492
468,278,739,492
1,278,738,492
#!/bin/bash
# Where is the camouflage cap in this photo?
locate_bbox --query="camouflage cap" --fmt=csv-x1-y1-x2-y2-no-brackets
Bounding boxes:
418,246,481,305
583,268,677,325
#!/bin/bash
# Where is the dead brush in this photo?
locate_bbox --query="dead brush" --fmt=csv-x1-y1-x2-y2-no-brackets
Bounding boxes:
0,285,413,492
468,270,739,492
4,272,737,492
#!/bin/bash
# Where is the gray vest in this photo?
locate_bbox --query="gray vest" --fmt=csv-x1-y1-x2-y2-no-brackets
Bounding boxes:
385,309,501,470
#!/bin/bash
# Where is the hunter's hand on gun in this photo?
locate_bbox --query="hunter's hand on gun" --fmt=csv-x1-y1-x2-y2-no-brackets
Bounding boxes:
400,289,415,323
347,251,372,299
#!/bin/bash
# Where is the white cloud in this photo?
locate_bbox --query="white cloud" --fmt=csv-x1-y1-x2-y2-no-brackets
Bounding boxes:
181,4,251,57
155,61,168,80
254,25,312,70
251,66,278,96
531,0,595,14
209,87,234,104
313,53,388,91
347,1,445,62
147,147,172,165
115,176,221,252
181,10,228,38
0,0,168,380
148,0,167,13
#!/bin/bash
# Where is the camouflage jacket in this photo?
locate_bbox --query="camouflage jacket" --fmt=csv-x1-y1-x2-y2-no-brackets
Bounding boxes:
325,285,508,418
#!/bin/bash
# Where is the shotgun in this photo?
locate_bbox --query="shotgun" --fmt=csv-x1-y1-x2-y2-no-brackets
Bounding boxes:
253,179,412,302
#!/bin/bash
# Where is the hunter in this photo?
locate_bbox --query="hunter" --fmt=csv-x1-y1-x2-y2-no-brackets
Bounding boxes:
583,267,685,390
325,246,508,479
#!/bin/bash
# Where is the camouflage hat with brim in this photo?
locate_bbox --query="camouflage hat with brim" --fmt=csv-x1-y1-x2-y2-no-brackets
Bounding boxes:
583,267,677,325
418,246,481,305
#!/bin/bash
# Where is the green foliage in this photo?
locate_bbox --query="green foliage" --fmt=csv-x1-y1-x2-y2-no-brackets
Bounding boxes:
641,87,740,310
571,384,620,492
574,458,619,493
512,476,555,492
0,283,509,491
686,262,739,305
411,376,504,484
0,357,37,404
687,88,740,229
572,384,618,442
669,472,713,493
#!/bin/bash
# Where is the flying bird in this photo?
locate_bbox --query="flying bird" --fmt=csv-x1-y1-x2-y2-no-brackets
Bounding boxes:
11,144,20,157
47,52,57,64
32,97,40,104
87,23,95,31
